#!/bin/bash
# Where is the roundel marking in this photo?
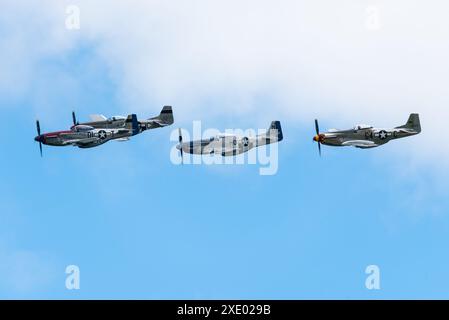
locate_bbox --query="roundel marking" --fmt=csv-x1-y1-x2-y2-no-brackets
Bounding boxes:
379,130,388,140
98,130,107,140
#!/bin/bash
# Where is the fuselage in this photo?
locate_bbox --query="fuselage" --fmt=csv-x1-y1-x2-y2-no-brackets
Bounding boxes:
34,127,131,148
313,127,419,148
77,119,165,134
177,121,283,157
177,135,254,156
35,130,72,146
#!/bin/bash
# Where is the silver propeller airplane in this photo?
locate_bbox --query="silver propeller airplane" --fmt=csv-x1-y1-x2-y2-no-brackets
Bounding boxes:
176,121,283,161
313,113,421,155
34,106,174,156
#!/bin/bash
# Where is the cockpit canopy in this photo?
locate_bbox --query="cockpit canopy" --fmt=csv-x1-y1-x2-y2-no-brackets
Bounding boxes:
353,124,373,130
107,116,126,121
216,133,237,140
73,125,94,132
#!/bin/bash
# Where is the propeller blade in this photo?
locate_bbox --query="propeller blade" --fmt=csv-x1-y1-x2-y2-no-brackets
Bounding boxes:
72,111,77,126
178,128,183,164
314,119,322,157
36,120,42,157
36,120,41,136
178,128,183,144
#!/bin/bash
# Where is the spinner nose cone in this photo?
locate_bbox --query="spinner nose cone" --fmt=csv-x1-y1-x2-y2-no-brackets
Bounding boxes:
176,144,181,150
314,134,325,143
34,135,44,143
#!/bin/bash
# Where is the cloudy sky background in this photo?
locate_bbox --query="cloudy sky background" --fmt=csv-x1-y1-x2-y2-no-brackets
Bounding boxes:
1,0,449,298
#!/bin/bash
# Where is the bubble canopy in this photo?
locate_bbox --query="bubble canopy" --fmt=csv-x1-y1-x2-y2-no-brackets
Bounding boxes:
353,124,373,130
108,116,126,121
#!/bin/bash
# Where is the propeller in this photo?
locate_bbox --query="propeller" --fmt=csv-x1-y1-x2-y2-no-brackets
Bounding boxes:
314,119,322,157
72,111,78,126
36,120,42,157
178,128,183,164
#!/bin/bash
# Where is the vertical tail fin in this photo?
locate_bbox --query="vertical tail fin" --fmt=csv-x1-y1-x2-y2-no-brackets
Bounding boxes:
396,113,421,133
149,106,174,125
267,121,283,142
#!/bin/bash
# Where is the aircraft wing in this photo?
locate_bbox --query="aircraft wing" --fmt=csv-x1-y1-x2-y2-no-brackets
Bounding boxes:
341,140,378,148
214,136,241,154
61,137,100,146
89,114,107,122
217,143,236,154
116,128,131,134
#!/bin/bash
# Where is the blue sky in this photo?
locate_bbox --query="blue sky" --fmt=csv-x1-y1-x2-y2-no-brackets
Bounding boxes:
1,1,449,299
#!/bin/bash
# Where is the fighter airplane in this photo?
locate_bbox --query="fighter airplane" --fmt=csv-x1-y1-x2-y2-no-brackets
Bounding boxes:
313,113,421,155
34,106,174,156
72,105,174,133
176,121,283,161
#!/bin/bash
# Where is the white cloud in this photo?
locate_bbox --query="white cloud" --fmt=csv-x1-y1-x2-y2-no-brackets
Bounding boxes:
0,1,77,98
1,0,449,166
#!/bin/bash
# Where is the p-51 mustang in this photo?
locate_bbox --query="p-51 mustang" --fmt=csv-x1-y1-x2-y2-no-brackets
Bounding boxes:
313,113,421,155
73,106,174,132
34,106,174,156
176,121,283,161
